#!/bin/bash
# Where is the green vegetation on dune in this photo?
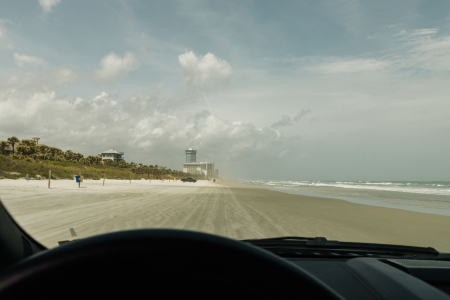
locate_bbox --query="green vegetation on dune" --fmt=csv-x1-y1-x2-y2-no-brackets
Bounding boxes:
0,156,191,180
0,136,202,180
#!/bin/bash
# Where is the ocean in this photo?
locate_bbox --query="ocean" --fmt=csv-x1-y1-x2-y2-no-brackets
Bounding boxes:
238,180,450,217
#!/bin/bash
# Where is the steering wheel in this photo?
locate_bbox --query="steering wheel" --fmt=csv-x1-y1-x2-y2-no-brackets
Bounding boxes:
0,229,343,299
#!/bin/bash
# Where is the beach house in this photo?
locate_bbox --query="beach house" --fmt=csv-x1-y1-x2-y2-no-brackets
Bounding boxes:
98,148,124,163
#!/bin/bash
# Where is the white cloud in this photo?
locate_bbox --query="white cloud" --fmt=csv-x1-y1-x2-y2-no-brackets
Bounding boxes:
14,53,46,67
410,28,438,36
38,0,61,14
0,51,306,177
179,51,232,91
394,28,438,39
304,28,450,74
306,58,390,74
0,89,298,168
396,28,450,71
95,52,140,83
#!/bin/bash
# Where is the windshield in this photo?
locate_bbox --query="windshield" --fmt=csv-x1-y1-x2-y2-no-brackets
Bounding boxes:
1,1,450,252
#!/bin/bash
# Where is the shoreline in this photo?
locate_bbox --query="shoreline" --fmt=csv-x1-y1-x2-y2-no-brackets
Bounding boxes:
231,181,450,217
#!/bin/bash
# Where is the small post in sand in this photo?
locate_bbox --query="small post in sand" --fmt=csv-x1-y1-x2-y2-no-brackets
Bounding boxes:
79,171,81,188
103,174,105,186
130,174,131,184
48,170,51,188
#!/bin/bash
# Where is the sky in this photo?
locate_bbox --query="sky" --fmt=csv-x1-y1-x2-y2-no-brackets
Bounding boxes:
1,0,450,181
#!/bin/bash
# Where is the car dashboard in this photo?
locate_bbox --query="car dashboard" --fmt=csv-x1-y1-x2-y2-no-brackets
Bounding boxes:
282,256,450,299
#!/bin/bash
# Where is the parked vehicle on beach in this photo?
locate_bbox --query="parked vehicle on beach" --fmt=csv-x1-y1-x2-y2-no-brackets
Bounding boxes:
181,177,197,183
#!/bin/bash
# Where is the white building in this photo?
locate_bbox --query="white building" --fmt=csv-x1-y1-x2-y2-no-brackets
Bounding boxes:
202,161,215,177
183,162,202,175
183,161,215,178
98,148,124,163
182,148,216,178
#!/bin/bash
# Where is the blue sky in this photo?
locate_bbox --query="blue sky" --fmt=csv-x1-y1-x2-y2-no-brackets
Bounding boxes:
1,0,450,180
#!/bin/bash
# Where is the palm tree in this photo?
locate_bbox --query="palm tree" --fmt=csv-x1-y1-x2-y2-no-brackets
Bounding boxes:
65,150,74,160
7,136,19,154
40,145,50,154
50,147,63,157
35,145,45,154
74,153,83,162
20,139,35,147
88,155,99,165
24,146,31,155
0,141,9,155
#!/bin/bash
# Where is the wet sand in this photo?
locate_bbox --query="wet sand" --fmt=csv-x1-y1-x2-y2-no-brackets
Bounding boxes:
1,179,450,251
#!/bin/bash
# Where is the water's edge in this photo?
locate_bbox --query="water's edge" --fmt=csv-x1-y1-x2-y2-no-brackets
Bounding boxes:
235,181,450,217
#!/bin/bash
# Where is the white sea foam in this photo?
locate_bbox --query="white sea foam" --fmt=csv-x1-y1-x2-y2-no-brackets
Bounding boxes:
243,180,450,196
